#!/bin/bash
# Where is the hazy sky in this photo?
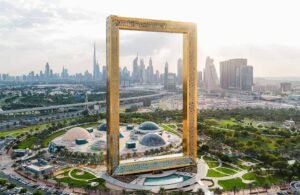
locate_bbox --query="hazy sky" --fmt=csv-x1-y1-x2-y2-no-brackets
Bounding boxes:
1,0,300,77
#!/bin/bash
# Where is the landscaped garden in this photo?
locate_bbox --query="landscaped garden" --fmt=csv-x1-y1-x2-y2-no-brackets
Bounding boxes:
218,178,247,191
206,169,228,177
54,168,105,189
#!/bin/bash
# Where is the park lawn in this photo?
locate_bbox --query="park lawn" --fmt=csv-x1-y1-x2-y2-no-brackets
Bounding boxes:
207,161,219,168
242,157,260,164
17,137,38,149
216,167,237,175
206,169,228,177
41,130,66,148
56,175,89,188
79,122,100,129
219,119,238,128
218,178,248,191
234,159,252,170
242,172,256,180
160,124,178,135
167,124,177,129
55,171,104,189
0,123,48,137
70,169,96,180
222,163,241,171
203,155,217,161
242,172,285,188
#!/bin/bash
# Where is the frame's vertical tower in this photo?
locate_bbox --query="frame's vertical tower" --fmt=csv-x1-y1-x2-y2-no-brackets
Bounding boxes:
106,15,197,175
106,16,120,175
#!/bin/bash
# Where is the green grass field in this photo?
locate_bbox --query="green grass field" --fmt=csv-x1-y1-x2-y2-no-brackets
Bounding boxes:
222,163,241,171
219,119,238,127
79,122,100,129
203,155,217,161
17,137,38,149
41,130,66,148
216,167,237,175
70,169,96,180
207,161,219,168
242,172,286,188
54,169,104,189
0,123,48,137
161,124,178,135
206,169,228,177
218,178,247,191
242,172,256,180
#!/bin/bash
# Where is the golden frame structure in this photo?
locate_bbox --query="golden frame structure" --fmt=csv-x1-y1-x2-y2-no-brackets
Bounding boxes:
106,15,197,175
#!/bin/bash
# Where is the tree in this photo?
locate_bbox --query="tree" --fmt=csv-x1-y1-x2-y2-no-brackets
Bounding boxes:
33,191,43,195
20,188,27,194
214,188,222,195
272,161,288,174
158,187,166,195
196,188,205,195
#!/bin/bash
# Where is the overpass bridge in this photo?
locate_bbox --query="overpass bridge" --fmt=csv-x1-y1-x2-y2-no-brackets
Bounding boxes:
0,92,170,115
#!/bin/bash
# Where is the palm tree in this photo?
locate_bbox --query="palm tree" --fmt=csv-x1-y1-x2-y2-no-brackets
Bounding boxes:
248,183,253,194
197,188,205,195
158,187,166,195
214,188,222,195
263,183,270,192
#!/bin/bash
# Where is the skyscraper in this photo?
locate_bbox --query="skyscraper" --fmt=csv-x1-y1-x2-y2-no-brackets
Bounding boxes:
164,62,169,89
204,57,219,92
177,58,183,85
220,58,247,89
102,66,107,83
240,65,253,91
45,62,50,78
93,42,101,80
220,58,253,91
132,55,139,83
140,59,146,83
146,58,154,83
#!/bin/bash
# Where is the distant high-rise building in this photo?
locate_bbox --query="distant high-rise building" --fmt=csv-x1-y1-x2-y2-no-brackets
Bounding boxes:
155,70,160,83
61,67,69,78
132,55,139,83
166,73,176,91
140,59,146,83
45,62,50,78
240,65,253,91
146,58,154,83
102,66,107,83
280,82,292,93
220,58,253,91
198,71,202,86
164,62,169,89
177,58,183,85
204,57,219,92
93,43,101,80
220,58,247,89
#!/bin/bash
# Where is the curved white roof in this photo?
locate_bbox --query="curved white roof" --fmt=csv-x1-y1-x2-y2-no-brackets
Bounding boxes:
62,127,92,142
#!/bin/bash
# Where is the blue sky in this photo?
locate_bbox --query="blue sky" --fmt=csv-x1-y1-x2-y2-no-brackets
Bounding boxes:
1,0,300,77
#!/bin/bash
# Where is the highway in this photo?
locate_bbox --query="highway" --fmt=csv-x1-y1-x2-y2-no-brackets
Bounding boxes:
0,92,169,115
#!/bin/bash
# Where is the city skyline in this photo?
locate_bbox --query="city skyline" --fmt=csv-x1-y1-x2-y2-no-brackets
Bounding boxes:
1,0,300,77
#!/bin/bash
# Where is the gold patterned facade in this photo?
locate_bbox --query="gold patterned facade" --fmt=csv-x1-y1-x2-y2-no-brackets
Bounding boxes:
106,15,197,175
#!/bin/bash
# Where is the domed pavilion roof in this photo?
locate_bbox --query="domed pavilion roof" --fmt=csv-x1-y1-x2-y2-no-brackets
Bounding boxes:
140,133,166,147
138,121,160,131
62,127,92,142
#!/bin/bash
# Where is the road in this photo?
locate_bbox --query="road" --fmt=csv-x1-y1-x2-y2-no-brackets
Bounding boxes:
0,92,169,115
0,110,83,131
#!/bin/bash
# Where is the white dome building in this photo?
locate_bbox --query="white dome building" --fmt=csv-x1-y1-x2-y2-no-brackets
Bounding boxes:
62,127,92,142
48,127,95,153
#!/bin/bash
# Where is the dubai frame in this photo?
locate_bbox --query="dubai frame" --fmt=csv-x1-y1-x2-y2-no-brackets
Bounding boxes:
106,15,198,175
